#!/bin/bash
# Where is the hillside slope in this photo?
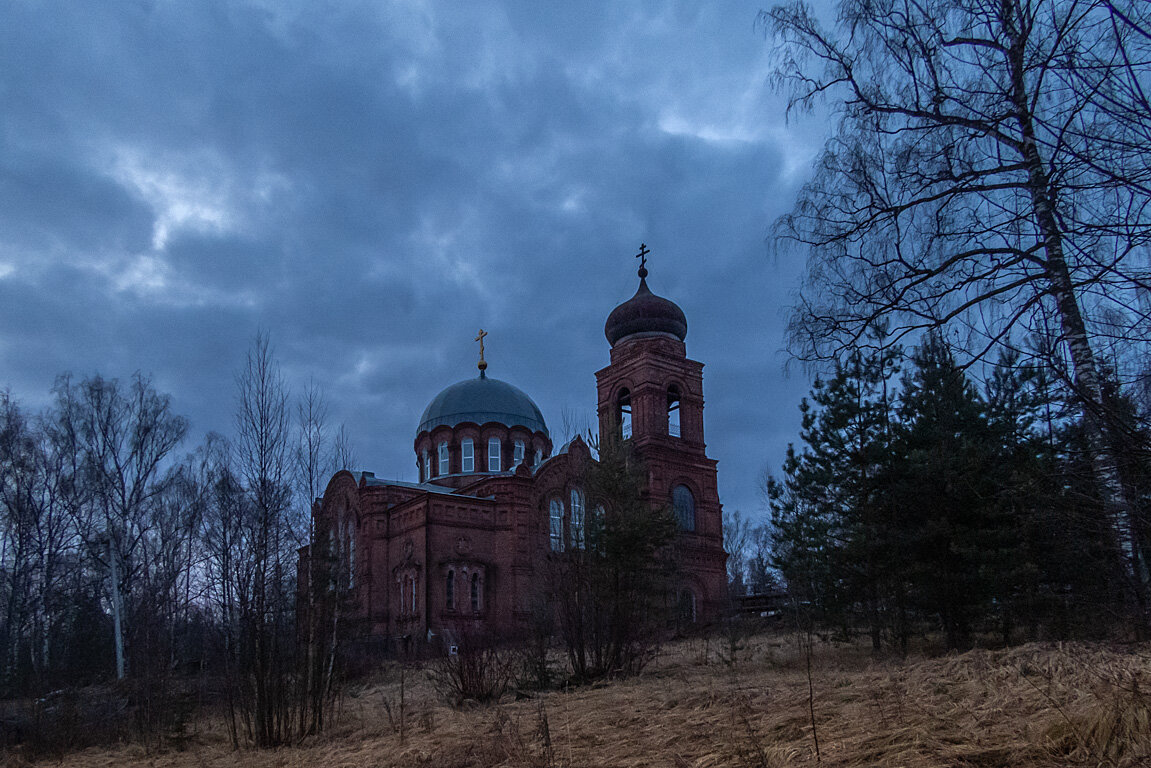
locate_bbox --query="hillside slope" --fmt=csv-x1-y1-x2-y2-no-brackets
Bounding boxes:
39,635,1151,768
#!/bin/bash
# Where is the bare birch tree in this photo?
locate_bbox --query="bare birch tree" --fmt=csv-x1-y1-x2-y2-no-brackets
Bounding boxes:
764,0,1151,622
331,424,356,473
233,332,297,747
51,374,188,679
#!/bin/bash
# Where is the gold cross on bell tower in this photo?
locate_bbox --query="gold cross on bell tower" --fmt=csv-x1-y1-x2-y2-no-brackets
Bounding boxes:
475,328,488,374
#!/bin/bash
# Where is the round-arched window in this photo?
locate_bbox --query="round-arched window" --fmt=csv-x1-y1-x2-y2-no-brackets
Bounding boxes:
672,485,695,532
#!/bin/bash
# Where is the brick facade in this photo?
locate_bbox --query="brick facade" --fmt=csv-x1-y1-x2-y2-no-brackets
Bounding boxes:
300,273,729,646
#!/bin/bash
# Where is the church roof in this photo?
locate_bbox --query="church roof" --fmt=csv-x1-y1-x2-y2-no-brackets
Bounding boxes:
604,271,687,346
417,373,549,437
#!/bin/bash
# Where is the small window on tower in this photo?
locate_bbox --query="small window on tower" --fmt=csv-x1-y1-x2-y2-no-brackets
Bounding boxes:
471,572,482,612
513,439,525,466
438,442,449,476
535,448,543,467
618,389,632,439
667,385,682,438
488,437,501,472
446,569,455,610
422,450,430,482
462,438,474,473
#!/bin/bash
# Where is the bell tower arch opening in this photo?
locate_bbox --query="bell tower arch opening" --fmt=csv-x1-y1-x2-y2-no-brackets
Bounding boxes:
667,384,681,438
618,388,633,439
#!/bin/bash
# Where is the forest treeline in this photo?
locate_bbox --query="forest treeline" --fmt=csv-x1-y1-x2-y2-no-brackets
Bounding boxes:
766,331,1150,651
0,334,356,748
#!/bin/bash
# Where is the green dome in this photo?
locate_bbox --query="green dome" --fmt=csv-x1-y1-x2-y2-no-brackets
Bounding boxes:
417,374,549,437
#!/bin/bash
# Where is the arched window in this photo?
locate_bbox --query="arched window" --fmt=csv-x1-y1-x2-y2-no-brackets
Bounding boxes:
446,569,455,610
411,575,418,613
672,485,696,532
534,448,543,467
422,450,430,482
667,385,681,438
549,498,564,552
570,488,586,550
461,438,474,473
488,437,501,472
471,572,481,612
513,439,525,466
438,441,449,476
618,388,632,439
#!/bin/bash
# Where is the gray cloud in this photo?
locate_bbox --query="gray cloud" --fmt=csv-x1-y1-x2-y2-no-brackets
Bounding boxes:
0,0,830,518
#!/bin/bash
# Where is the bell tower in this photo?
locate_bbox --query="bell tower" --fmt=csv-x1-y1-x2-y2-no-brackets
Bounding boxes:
595,245,728,620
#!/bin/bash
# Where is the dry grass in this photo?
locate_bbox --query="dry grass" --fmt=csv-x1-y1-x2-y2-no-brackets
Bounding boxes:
14,635,1151,768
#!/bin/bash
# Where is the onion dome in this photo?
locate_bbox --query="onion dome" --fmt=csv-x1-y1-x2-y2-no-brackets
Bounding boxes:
417,373,549,437
604,266,687,346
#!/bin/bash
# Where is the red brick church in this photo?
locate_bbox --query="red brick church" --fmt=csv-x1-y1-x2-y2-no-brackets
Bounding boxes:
304,252,727,644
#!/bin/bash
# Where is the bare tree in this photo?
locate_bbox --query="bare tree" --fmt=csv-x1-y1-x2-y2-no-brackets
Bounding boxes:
550,436,677,681
331,424,356,473
233,332,297,747
0,392,40,688
295,380,330,511
764,0,1151,621
293,378,345,738
723,509,755,600
51,374,188,679
194,433,250,747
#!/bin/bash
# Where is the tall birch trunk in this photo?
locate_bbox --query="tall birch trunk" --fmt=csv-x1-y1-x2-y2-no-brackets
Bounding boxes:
1005,0,1148,621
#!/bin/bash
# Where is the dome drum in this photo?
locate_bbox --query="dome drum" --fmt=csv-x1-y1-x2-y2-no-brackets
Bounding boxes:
415,373,551,486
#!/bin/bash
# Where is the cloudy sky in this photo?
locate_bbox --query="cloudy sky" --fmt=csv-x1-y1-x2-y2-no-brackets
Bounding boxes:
1,0,833,519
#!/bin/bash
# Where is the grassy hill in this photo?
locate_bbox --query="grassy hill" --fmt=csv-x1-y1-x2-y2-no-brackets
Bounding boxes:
24,633,1151,768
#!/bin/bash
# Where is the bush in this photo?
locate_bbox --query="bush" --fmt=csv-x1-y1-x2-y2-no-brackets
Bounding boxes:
428,630,513,706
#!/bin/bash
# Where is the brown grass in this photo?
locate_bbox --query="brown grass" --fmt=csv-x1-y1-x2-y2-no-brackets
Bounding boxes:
14,635,1151,768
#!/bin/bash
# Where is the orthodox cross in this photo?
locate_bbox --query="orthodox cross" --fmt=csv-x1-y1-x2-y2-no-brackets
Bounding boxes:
475,329,488,372
636,243,649,271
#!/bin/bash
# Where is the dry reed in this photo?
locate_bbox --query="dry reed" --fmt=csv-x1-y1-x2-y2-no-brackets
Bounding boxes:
13,636,1149,768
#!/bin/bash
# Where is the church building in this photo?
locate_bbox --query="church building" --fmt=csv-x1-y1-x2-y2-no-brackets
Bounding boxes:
302,252,728,644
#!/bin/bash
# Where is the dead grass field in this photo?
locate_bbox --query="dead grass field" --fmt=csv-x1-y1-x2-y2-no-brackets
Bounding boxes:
19,634,1151,768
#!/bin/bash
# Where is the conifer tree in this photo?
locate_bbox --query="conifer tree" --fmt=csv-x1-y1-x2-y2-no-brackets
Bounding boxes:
769,346,900,646
888,334,1013,648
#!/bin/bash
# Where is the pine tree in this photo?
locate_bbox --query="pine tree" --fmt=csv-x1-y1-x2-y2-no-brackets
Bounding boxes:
769,346,901,646
889,333,1011,648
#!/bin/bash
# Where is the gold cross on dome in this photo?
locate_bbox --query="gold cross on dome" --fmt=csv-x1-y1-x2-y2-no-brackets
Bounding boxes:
475,329,488,371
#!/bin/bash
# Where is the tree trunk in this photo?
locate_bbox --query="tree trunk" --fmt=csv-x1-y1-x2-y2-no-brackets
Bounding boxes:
1005,1,1148,624
109,539,126,680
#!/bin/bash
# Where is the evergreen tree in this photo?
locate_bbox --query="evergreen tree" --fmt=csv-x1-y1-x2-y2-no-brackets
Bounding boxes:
769,346,900,646
888,333,1012,648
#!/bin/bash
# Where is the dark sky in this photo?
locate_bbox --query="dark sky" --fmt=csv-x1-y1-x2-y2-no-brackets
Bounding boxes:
0,0,832,520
